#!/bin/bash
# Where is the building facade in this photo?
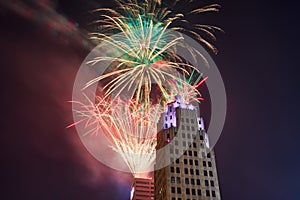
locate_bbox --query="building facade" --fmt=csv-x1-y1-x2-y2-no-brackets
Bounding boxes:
130,177,154,200
154,95,221,200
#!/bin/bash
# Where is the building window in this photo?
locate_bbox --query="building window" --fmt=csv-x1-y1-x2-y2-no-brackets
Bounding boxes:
191,119,194,124
189,159,193,165
176,177,181,184
175,149,179,155
206,190,210,197
187,126,190,131
186,118,189,123
194,151,198,157
196,169,199,175
170,106,172,112
186,188,190,195
165,116,167,121
192,189,196,195
203,161,207,167
208,161,212,167
165,124,168,129
175,140,178,145
196,179,200,185
197,189,201,196
184,168,188,174
172,198,175,200
177,187,181,194
193,142,196,148
183,141,186,146
171,176,175,183
170,115,172,119
181,118,184,122
212,191,216,197
207,153,211,158
185,178,189,184
191,178,195,185
182,133,186,138
188,151,192,156
210,180,215,187
176,167,180,173
209,171,213,177
195,160,199,166
176,159,179,164
182,125,185,130
171,187,175,193
170,157,174,163
191,126,195,131
204,170,208,176
200,135,204,140
205,180,209,186
184,159,187,164
170,167,174,173
187,134,191,139
190,169,194,175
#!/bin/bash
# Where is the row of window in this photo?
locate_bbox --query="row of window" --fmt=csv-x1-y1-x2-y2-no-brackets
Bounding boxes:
181,125,196,132
183,151,199,157
183,158,199,166
204,170,214,177
184,168,200,176
169,167,200,176
169,133,204,141
180,118,195,124
203,161,213,167
135,181,153,185
170,158,211,167
166,133,204,143
171,188,217,197
171,177,201,185
170,166,214,178
185,178,201,185
205,180,215,187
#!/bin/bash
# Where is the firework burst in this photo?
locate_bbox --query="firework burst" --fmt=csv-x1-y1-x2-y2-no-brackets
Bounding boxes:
72,96,163,176
83,0,221,104
71,0,221,177
163,71,208,105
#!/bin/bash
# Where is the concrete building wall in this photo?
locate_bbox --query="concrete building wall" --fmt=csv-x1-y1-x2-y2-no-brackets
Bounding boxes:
154,100,221,200
131,178,154,200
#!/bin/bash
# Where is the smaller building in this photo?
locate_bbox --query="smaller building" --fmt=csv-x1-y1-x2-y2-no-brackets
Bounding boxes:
130,177,154,200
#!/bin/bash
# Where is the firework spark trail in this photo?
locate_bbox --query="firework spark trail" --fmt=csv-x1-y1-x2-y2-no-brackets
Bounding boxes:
163,72,208,105
83,0,221,104
73,96,163,176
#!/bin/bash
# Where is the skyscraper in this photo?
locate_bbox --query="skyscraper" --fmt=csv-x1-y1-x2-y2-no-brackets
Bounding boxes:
154,95,221,200
130,177,154,200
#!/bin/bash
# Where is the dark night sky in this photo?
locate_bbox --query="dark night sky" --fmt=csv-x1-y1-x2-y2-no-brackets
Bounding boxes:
1,0,300,199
